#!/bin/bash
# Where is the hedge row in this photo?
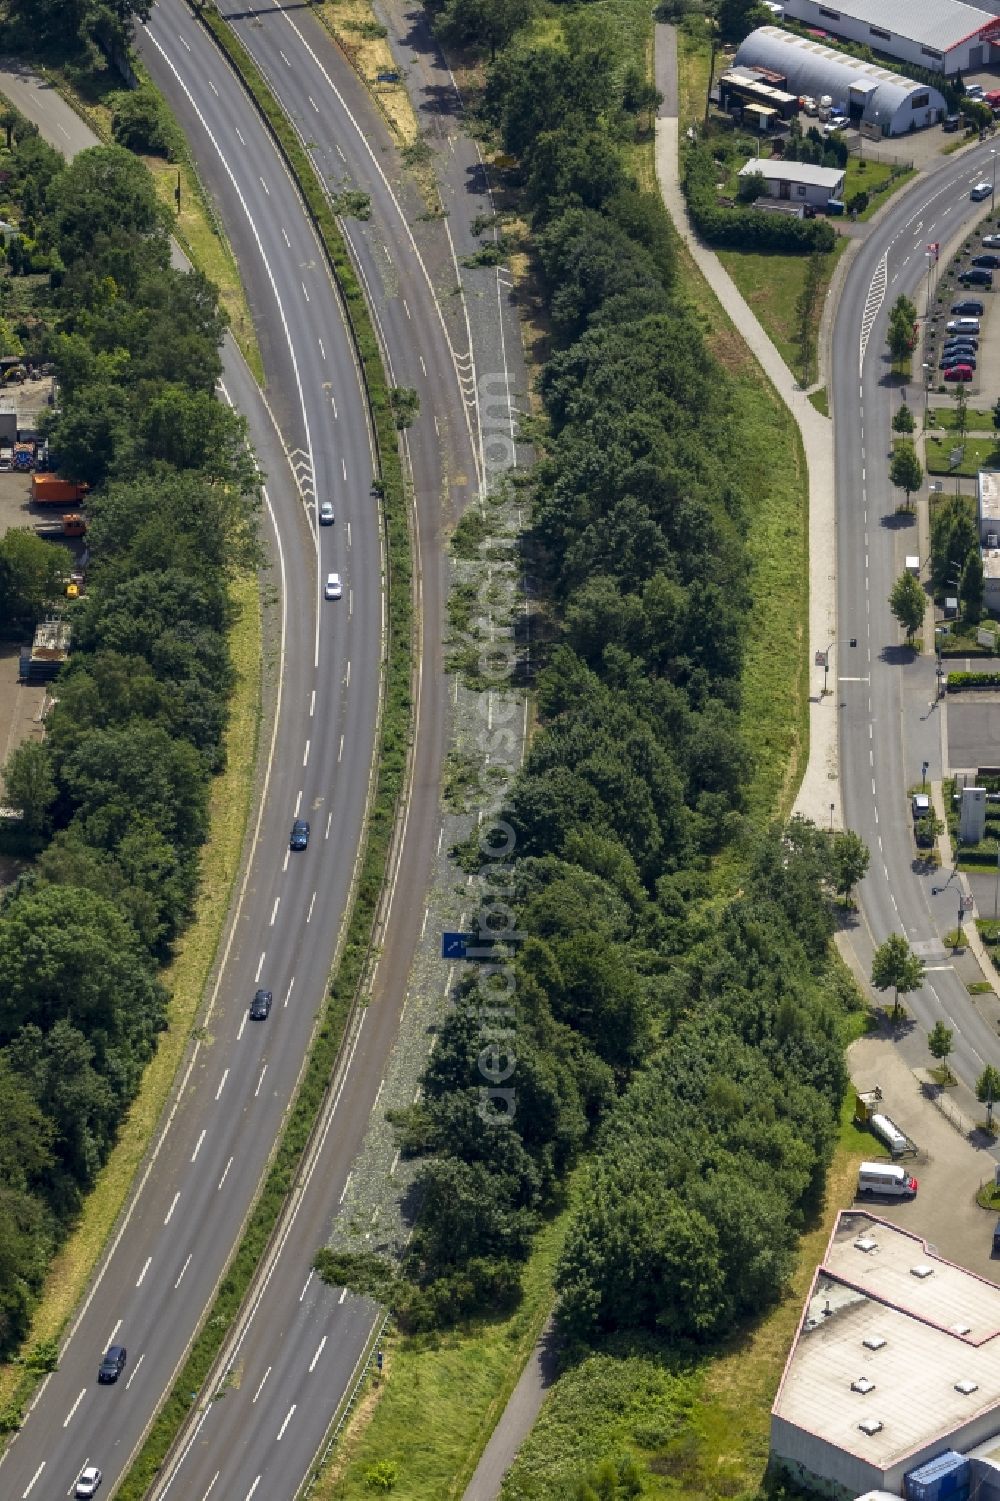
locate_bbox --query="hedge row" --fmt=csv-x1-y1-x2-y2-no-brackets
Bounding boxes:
116,11,414,1499
682,141,837,253
947,671,1000,690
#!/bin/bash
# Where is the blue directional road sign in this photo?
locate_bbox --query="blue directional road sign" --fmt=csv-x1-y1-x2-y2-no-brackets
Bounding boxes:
441,931,473,960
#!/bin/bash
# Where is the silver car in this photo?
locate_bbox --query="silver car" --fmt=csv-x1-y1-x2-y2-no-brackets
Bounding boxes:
76,1467,103,1499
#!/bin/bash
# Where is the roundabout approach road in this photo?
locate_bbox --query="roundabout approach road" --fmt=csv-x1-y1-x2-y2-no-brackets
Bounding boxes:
836,137,1000,1093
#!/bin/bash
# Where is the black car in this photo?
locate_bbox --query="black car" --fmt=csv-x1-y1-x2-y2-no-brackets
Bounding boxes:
973,254,1000,269
959,268,993,286
942,342,978,359
942,337,979,352
98,1345,127,1384
951,299,986,316
250,988,272,1021
289,818,310,850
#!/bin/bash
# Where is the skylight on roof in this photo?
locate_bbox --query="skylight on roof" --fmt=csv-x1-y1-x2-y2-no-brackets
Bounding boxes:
858,1418,883,1436
955,1380,979,1396
863,1337,886,1351
910,1265,934,1279
852,1377,876,1395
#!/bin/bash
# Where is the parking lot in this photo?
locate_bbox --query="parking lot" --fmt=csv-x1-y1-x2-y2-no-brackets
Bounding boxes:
849,1035,1000,1281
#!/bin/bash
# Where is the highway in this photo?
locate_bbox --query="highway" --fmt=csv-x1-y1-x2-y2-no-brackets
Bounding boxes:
0,1,482,1495
835,139,1000,1090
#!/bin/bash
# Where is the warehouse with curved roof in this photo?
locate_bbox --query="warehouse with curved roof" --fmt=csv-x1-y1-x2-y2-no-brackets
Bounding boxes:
734,27,947,135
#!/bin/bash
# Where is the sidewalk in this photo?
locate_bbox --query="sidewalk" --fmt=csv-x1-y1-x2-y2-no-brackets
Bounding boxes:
653,28,839,828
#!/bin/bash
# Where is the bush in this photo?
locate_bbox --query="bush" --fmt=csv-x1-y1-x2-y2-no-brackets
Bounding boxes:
109,86,180,160
682,143,836,253
364,1461,399,1493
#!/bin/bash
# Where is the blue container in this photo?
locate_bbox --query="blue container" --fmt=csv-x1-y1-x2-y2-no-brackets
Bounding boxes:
905,1452,970,1501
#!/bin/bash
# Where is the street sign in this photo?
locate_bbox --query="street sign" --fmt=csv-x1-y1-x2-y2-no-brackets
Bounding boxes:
961,893,975,912
815,650,827,667
441,931,472,960
949,446,965,468
376,70,400,83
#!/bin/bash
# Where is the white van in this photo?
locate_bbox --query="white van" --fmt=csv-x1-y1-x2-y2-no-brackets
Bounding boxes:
858,1161,918,1197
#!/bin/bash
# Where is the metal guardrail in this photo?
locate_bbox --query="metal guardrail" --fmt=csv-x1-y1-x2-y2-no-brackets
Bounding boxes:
300,1311,392,1499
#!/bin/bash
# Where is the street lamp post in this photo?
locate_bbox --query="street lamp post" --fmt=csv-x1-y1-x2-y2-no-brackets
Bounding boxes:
923,360,932,421
992,147,997,199
994,838,1000,920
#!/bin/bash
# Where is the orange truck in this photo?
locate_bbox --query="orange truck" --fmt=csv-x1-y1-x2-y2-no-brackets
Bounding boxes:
31,474,88,505
33,513,86,538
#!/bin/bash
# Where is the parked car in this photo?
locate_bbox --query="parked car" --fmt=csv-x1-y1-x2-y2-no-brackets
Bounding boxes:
801,95,817,115
249,988,272,1020
826,112,849,132
75,1469,103,1500
971,180,993,200
912,793,931,821
943,113,962,133
943,364,975,381
972,254,1000,268
947,317,981,333
324,571,343,600
967,84,985,100
959,268,993,286
319,501,335,525
940,352,976,368
98,1345,127,1384
951,299,985,315
942,335,979,351
982,236,1000,248
289,818,310,850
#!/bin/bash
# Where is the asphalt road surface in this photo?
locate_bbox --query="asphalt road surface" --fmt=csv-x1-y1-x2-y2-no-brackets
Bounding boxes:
836,140,1000,1094
0,17,406,1501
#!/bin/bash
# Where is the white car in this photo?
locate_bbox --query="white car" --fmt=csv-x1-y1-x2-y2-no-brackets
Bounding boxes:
826,112,849,132
983,234,1000,248
76,1467,103,1499
967,84,985,100
319,501,335,526
971,179,993,201
324,572,343,600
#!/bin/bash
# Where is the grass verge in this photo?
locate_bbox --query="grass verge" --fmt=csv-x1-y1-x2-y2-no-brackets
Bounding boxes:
674,242,809,827
809,387,830,416
112,8,415,1496
927,405,995,432
311,1186,577,1500
717,240,846,387
677,21,713,132
314,0,417,145
0,573,261,1416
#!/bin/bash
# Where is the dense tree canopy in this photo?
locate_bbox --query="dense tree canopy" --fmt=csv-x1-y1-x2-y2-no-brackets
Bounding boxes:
0,107,258,1355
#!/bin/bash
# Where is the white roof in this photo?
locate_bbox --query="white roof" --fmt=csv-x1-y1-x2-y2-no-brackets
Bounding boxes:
792,0,996,52
979,469,1000,525
773,1213,1000,1469
740,157,845,189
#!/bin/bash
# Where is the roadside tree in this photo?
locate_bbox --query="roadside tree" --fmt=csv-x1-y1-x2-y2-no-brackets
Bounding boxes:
892,404,915,434
889,570,925,642
977,1063,1000,1128
3,741,56,835
928,1020,954,1082
832,829,870,903
931,495,979,589
889,441,923,509
871,933,925,1021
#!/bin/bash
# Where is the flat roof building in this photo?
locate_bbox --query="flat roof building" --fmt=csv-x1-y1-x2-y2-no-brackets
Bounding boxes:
735,27,948,134
779,0,1000,76
739,156,846,204
771,1212,1000,1498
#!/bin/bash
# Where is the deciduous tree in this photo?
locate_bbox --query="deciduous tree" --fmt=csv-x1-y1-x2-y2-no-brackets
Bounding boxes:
889,569,925,641
871,933,925,1020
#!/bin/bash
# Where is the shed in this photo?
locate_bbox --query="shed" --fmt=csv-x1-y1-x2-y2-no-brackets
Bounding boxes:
739,156,845,206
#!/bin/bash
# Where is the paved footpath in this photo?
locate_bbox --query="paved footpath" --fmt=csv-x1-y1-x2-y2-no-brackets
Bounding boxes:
654,25,841,829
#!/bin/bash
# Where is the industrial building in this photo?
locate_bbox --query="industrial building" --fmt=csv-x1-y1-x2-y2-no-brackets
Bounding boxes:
777,0,1000,77
771,1212,1000,1499
735,27,948,134
738,157,846,206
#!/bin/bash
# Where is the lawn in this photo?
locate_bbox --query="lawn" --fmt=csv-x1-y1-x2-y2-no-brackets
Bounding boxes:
927,405,996,432
850,162,915,221
925,435,1000,475
716,239,847,388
